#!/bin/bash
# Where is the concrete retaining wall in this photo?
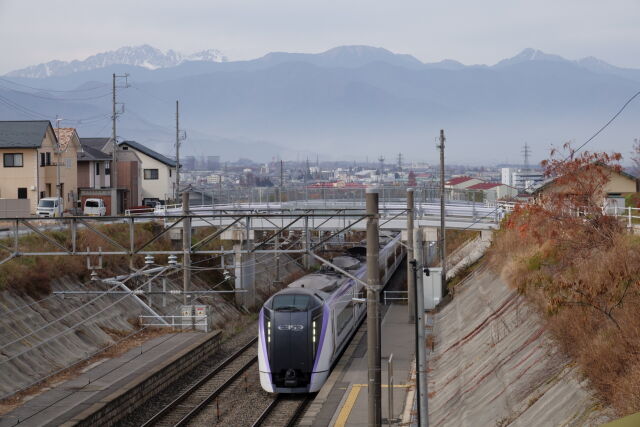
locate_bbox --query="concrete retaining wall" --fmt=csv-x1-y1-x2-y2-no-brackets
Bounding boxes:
428,267,613,426
64,330,221,427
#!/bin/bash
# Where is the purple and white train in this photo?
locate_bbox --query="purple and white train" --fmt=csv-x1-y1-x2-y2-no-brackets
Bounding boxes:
258,233,403,393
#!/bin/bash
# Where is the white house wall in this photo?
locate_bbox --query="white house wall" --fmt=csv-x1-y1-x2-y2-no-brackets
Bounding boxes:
133,150,176,202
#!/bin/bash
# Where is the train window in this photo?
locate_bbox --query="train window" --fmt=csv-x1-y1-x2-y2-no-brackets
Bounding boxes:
273,294,310,311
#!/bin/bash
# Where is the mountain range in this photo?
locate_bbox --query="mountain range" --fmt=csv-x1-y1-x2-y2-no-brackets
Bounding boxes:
6,45,227,78
1,45,639,163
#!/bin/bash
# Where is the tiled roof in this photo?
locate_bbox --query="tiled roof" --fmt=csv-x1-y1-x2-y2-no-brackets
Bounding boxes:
119,140,176,167
467,182,502,190
446,176,475,186
78,144,111,161
0,120,52,148
80,137,111,152
53,127,77,151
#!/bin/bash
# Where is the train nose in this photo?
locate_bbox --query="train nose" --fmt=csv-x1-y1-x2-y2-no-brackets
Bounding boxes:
284,369,298,387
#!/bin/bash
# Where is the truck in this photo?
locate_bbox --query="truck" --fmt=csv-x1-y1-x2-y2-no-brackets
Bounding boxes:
36,197,64,218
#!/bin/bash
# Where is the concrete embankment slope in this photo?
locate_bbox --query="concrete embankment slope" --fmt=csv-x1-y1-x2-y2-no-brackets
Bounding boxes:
428,267,613,426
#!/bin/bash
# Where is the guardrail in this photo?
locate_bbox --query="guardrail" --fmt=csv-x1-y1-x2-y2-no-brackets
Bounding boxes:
139,315,210,332
383,291,408,305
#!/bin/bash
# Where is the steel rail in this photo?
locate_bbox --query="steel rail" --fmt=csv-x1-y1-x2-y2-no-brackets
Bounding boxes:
251,395,312,427
175,357,258,426
140,337,257,427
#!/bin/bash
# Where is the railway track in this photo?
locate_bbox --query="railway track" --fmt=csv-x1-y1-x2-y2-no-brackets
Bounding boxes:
141,337,257,427
251,394,313,427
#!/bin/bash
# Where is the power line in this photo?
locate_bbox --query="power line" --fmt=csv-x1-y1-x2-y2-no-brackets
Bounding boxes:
0,83,111,101
573,89,640,155
0,77,109,93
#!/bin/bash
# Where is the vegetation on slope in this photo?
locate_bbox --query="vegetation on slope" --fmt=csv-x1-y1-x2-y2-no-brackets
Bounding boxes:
0,222,226,297
488,145,640,416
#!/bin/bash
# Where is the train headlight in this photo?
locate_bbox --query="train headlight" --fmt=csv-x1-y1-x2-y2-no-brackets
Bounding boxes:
312,321,316,343
267,321,271,343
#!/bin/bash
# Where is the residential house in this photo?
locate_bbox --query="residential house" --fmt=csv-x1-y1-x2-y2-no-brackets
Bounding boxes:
533,163,638,212
52,127,81,209
119,140,177,206
79,138,141,214
0,120,78,213
466,182,519,203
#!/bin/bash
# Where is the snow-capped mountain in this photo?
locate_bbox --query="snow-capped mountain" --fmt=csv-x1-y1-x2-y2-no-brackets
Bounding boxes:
5,45,227,78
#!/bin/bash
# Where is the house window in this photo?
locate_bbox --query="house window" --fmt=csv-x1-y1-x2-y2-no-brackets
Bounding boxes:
96,163,101,175
105,161,110,175
3,153,23,167
65,158,72,169
46,152,51,166
169,169,172,177
144,169,159,180
40,152,46,166
17,188,27,199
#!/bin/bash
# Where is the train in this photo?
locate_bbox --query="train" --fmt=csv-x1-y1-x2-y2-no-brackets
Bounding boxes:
258,232,404,393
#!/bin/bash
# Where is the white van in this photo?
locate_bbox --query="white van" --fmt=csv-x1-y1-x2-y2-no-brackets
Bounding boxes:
84,198,107,216
36,197,64,218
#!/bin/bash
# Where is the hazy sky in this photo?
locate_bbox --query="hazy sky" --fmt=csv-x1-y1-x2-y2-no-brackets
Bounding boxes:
1,0,639,74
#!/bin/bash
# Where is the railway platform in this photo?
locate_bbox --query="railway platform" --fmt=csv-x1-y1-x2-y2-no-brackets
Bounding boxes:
299,303,415,426
0,331,218,427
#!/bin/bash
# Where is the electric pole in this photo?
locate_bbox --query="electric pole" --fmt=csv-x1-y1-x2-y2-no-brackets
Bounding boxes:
438,130,447,297
55,116,62,201
111,73,128,213
175,100,186,202
112,74,117,193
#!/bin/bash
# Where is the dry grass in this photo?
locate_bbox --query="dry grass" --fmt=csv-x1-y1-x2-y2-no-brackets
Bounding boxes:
488,209,640,416
0,222,226,298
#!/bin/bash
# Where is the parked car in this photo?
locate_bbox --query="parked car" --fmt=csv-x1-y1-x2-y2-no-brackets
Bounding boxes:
36,197,64,218
83,198,107,216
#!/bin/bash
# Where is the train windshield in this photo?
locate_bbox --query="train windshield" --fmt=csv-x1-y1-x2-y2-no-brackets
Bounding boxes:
272,294,310,312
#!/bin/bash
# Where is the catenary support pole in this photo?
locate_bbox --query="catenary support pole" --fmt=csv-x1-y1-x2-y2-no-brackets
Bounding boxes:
366,187,382,426
414,228,428,426
407,187,415,323
182,191,191,305
409,259,421,427
438,129,447,297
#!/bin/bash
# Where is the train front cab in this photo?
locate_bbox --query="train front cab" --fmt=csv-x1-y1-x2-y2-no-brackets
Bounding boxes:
259,289,325,393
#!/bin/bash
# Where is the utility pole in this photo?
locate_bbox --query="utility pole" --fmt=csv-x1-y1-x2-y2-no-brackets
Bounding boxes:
366,187,381,426
175,100,180,202
438,130,447,297
55,116,63,207
182,191,191,305
111,73,128,214
112,74,118,194
407,188,415,323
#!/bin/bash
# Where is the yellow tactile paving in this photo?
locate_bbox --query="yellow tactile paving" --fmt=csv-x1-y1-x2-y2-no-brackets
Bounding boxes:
334,384,411,426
